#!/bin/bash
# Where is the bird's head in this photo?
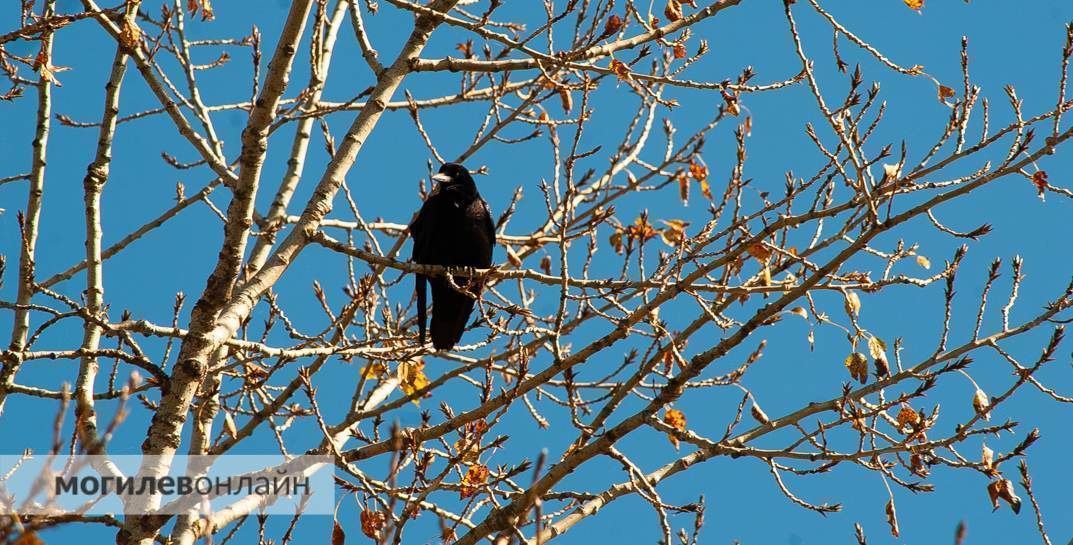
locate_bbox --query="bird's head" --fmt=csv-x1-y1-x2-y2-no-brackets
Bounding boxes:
432,163,476,192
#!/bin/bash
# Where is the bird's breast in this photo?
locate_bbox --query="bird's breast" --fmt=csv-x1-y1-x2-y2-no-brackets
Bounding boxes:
415,198,492,267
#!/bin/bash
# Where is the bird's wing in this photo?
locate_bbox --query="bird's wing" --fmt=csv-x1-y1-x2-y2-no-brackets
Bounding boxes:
410,196,437,345
480,198,495,262
410,198,432,261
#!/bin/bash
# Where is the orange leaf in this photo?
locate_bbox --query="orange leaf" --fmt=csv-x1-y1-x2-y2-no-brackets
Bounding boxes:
558,88,573,113
34,50,70,87
746,243,772,263
987,479,1022,513
360,510,386,540
602,14,623,38
12,533,43,545
1031,170,1049,200
896,405,921,431
539,255,552,275
688,159,707,181
663,408,687,449
625,215,659,243
664,0,682,22
938,85,956,101
609,230,624,254
885,499,900,538
460,465,490,499
332,521,346,545
455,40,474,58
721,89,740,116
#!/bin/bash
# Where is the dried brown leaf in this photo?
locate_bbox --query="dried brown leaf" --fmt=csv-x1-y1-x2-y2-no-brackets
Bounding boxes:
885,498,900,538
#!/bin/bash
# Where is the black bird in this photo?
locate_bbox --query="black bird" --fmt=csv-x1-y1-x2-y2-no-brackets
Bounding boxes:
410,163,495,350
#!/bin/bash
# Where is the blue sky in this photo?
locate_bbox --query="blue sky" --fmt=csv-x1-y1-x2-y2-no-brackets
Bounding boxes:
2,0,1073,544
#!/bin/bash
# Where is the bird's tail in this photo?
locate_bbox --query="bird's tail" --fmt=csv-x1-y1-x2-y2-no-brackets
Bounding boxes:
429,278,478,350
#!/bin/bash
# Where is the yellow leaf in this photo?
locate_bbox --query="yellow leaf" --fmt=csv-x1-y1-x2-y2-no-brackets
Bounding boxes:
362,362,388,380
699,178,712,200
119,18,142,51
454,437,479,463
188,0,215,21
844,352,868,384
981,443,996,475
659,219,689,247
916,255,931,270
972,388,991,421
844,291,861,318
398,360,430,406
903,0,924,10
454,420,487,463
867,336,887,360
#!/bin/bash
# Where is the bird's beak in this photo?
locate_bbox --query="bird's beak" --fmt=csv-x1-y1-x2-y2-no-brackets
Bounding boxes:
432,173,452,183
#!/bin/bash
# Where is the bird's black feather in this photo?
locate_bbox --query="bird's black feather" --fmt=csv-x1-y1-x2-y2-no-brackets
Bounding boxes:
410,163,494,350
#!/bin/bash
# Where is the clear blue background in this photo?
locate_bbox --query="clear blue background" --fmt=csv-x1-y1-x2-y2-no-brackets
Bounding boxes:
2,1,1072,543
